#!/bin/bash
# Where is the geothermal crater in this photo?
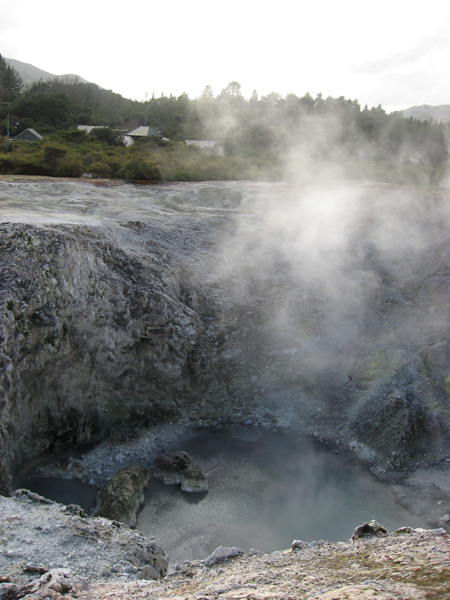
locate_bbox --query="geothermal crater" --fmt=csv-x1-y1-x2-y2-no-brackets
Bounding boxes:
1,177,449,549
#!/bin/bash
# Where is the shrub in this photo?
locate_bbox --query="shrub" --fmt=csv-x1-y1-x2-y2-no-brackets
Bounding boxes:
42,141,67,167
55,155,83,178
118,157,162,180
89,127,125,147
13,154,49,175
88,160,113,178
0,154,14,173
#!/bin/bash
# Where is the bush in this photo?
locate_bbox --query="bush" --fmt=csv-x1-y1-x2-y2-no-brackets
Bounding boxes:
0,154,14,173
118,157,162,180
13,153,49,176
42,141,67,166
89,127,125,147
59,129,89,143
88,160,113,178
55,155,83,178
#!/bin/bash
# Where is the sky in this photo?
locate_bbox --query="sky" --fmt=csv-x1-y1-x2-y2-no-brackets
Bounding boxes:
2,0,450,112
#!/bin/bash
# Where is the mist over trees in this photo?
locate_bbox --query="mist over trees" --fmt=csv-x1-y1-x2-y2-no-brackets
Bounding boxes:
0,71,448,184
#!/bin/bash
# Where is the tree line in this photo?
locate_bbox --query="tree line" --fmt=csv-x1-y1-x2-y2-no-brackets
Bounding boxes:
0,58,448,184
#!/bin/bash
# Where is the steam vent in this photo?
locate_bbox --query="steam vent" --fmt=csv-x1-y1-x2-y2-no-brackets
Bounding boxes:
1,178,449,599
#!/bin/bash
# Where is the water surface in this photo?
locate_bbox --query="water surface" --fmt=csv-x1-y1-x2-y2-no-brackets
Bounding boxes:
136,427,426,564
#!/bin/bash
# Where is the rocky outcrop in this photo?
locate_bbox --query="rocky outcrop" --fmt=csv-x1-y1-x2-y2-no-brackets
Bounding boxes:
347,348,450,472
180,461,209,492
96,465,150,527
0,218,224,494
153,451,208,492
0,489,168,585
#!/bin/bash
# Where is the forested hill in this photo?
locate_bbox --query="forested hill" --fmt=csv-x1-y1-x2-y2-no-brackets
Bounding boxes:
1,54,449,184
5,57,88,86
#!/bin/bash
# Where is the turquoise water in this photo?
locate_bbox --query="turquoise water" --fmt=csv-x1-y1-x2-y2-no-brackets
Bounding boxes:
136,428,427,564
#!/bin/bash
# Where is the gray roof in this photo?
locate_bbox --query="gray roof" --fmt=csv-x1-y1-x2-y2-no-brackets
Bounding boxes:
127,126,161,137
13,128,43,141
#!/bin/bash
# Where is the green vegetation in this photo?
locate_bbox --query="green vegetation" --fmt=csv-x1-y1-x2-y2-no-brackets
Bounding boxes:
0,65,449,184
0,54,23,102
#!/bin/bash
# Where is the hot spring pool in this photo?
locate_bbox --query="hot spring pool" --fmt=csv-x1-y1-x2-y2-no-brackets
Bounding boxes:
21,426,427,565
136,427,426,564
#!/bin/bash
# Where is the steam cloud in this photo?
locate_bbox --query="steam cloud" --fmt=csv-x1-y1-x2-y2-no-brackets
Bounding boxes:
204,178,449,386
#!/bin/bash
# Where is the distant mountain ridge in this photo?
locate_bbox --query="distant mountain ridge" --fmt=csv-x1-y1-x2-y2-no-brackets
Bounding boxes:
5,57,88,86
400,104,450,123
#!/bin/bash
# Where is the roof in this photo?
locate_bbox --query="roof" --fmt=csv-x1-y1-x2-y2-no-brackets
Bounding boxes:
127,126,162,138
13,128,43,141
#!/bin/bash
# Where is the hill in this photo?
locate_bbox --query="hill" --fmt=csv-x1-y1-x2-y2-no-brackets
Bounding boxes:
5,57,88,86
401,104,450,122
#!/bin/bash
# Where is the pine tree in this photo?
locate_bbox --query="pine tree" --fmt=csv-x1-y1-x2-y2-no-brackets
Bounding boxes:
0,54,23,102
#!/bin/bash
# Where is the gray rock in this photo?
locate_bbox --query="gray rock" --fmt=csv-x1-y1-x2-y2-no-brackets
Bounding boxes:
181,463,208,493
352,520,388,542
96,465,150,527
0,492,168,584
153,451,208,493
204,546,244,566
1,179,450,528
291,540,308,550
38,568,73,594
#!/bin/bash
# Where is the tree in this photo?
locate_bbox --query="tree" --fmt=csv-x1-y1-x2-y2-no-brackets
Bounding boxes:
201,85,213,100
0,54,23,102
14,92,72,130
220,81,243,98
250,90,259,103
89,127,125,146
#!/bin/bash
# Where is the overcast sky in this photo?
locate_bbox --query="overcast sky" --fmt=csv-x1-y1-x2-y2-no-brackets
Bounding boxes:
2,0,450,111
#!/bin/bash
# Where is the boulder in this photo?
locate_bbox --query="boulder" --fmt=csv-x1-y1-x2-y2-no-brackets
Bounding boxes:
96,465,150,527
181,462,209,493
352,520,388,542
153,451,208,493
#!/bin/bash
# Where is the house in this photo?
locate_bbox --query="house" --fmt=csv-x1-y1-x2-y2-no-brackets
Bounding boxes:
12,128,43,142
76,124,168,146
185,140,224,155
127,125,168,141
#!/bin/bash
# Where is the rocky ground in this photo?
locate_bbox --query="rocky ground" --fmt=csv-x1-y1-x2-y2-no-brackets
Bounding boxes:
1,490,449,600
78,528,450,600
0,489,168,588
